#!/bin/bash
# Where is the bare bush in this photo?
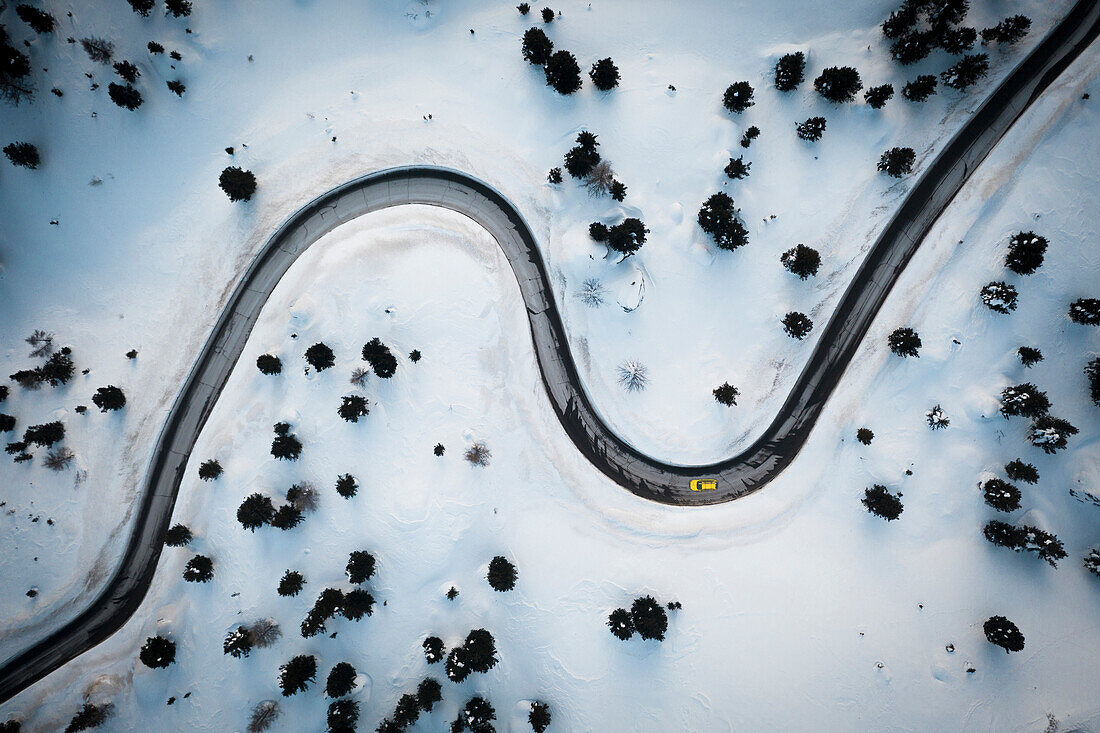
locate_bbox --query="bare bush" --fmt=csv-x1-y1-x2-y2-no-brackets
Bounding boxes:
247,700,281,733
349,367,369,387
288,482,319,513
577,278,606,307
43,447,75,471
465,442,492,467
617,360,649,392
81,37,115,64
26,329,54,358
248,618,282,648
583,160,616,197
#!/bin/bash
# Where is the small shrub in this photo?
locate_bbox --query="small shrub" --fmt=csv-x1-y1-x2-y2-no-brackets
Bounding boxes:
547,166,562,184
166,79,186,96
926,404,949,430
465,441,492,466
43,447,75,471
724,155,751,179
740,126,760,148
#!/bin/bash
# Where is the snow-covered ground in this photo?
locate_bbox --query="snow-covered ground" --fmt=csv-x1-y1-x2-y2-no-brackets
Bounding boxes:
1,0,1098,729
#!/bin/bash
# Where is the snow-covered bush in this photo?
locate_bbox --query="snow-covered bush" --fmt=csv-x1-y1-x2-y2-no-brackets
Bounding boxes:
773,51,805,91
1085,550,1100,578
697,192,748,250
795,116,826,141
814,66,862,103
980,281,1018,313
862,484,903,520
722,81,755,113
617,360,649,392
878,147,916,177
983,615,1024,653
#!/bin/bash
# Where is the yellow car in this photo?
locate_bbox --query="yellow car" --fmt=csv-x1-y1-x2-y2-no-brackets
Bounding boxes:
690,479,718,492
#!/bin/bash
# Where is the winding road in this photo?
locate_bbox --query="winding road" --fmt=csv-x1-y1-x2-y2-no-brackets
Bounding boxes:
2,0,1099,707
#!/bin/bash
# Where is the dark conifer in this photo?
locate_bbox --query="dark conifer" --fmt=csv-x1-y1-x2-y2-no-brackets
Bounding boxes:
165,0,192,17
713,382,739,406
862,484,903,520
697,192,748,250
164,523,192,547
487,555,517,591
64,703,113,733
878,147,916,178
941,53,989,90
423,636,445,664
278,569,305,597
856,428,874,445
1017,346,1042,367
1005,231,1047,274
23,421,64,447
338,395,369,422
981,478,1021,512
108,82,143,110
341,588,374,620
1086,357,1100,407
795,117,826,141
1004,459,1038,484
17,4,56,33
279,654,317,696
529,701,551,733
722,81,755,113
325,662,357,698
129,0,155,16
781,244,821,279
219,166,257,202
335,473,358,498
92,386,126,412
864,84,894,109
902,74,937,102
774,51,805,91
782,312,813,340
983,615,1024,653
362,338,398,378
544,50,582,94
631,596,668,641
113,61,140,83
237,493,275,531
521,27,553,65
417,678,443,712
346,550,376,584
257,353,282,375
724,156,751,179
1027,415,1078,454
999,383,1050,419
3,142,39,168
1069,298,1100,325
270,504,303,530
139,635,176,668
589,57,620,90
166,79,185,96
607,218,648,258
814,66,862,102
183,554,214,582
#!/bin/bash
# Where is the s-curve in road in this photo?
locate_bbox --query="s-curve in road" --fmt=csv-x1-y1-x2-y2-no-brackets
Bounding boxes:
1,0,1098,706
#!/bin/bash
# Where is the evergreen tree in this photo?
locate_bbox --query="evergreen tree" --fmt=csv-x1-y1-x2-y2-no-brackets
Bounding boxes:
902,74,937,102
521,27,553,65
782,312,813,340
108,82,143,110
271,423,302,460
740,126,760,148
541,7,554,22
423,636,445,664
0,25,34,106
781,244,821,279
147,41,164,54
982,519,1027,551
546,167,562,184
362,338,398,378
1027,415,1078,454
999,383,1050,419
278,569,305,596
980,281,1018,313
1017,346,1042,367
198,459,223,481
346,550,376,583
862,484,903,520
983,520,1066,566
724,156,751,179
219,166,257,202
183,554,213,582
888,327,921,357
982,15,1030,44
589,57,620,90
981,478,1021,512
417,678,443,712
305,342,335,371
609,180,627,201
325,662,357,698
713,382,739,406
40,350,76,386
983,615,1025,653
1084,549,1100,578
270,504,303,530
631,596,668,641
544,50,581,94
327,699,358,733
446,646,473,683
864,84,894,109
881,7,917,39
165,0,192,17
1004,459,1038,484
856,427,874,445
23,420,65,447
1004,231,1047,274
342,588,375,620
607,607,633,638
795,116,826,142
941,53,989,90
487,555,517,591
517,3,530,14
529,701,551,733
722,81,754,113
3,142,39,169
814,66,862,102
256,353,282,375
453,696,496,733
940,25,977,54
878,147,916,177
64,703,113,733
237,493,275,531
774,51,805,91
890,30,932,65
139,635,176,668
563,132,600,178
697,192,749,250
92,385,126,412
1086,357,1100,407
164,523,192,547
129,0,155,16
338,394,369,422
394,694,421,728
1068,298,1100,325
463,629,499,673
113,60,140,83
926,404,949,430
16,5,56,34
607,218,648,258
588,222,609,242
166,79,186,96
279,654,317,696
335,473,358,499
0,414,13,433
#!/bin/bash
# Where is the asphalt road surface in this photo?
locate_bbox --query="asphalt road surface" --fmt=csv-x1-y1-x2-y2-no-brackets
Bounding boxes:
1,0,1098,707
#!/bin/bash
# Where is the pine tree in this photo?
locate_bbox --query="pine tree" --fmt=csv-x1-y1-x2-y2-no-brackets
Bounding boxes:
631,596,668,641
999,383,1050,419
902,74,937,102
1004,459,1039,484
40,350,75,386
164,523,192,547
335,473,358,499
278,569,305,597
305,342,335,371
1086,357,1100,407
423,636,445,664
546,167,562,184
611,607,638,638
864,84,894,109
463,629,499,672
487,556,517,591
114,60,140,83
147,41,164,54
271,423,302,460
529,701,552,733
165,0,193,17
23,420,65,447
237,493,275,531
926,404,949,430
1068,298,1100,325
418,678,443,712
697,192,748,250
564,132,600,178
362,338,398,378
782,312,813,340
941,53,989,90
219,166,257,202
393,694,421,728
0,414,13,433
781,244,821,279
16,5,56,33
724,156,751,179
453,697,496,733
1017,346,1042,367
338,394,369,422
722,81,755,113
3,142,39,169
128,0,155,16
983,520,1066,566
139,635,176,668
1027,415,1078,454
740,126,760,148
982,519,1027,550
795,116,826,142
166,79,186,96
517,3,530,14
198,459,222,480
881,7,917,39
774,51,805,91
878,147,916,177
890,30,932,65
346,550,376,584
108,82,143,110
92,386,126,412
183,554,214,582
271,504,303,530
544,50,582,94
609,180,627,201
983,615,1025,653
981,478,1021,512
589,222,609,242
940,25,977,54
256,353,282,375
1005,231,1047,274
888,327,921,357
1084,549,1100,578
342,588,375,620
521,27,553,65
327,699,358,733
65,703,113,733
0,25,34,106
856,427,874,445
863,484,904,520
589,57,620,90
279,654,317,696
982,16,1030,44
980,281,1018,313
325,662,357,698
541,7,554,22
814,66,862,103
607,218,648,258
713,382,739,406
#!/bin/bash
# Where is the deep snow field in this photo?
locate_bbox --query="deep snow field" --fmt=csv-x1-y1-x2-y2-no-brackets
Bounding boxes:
1,0,1099,730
